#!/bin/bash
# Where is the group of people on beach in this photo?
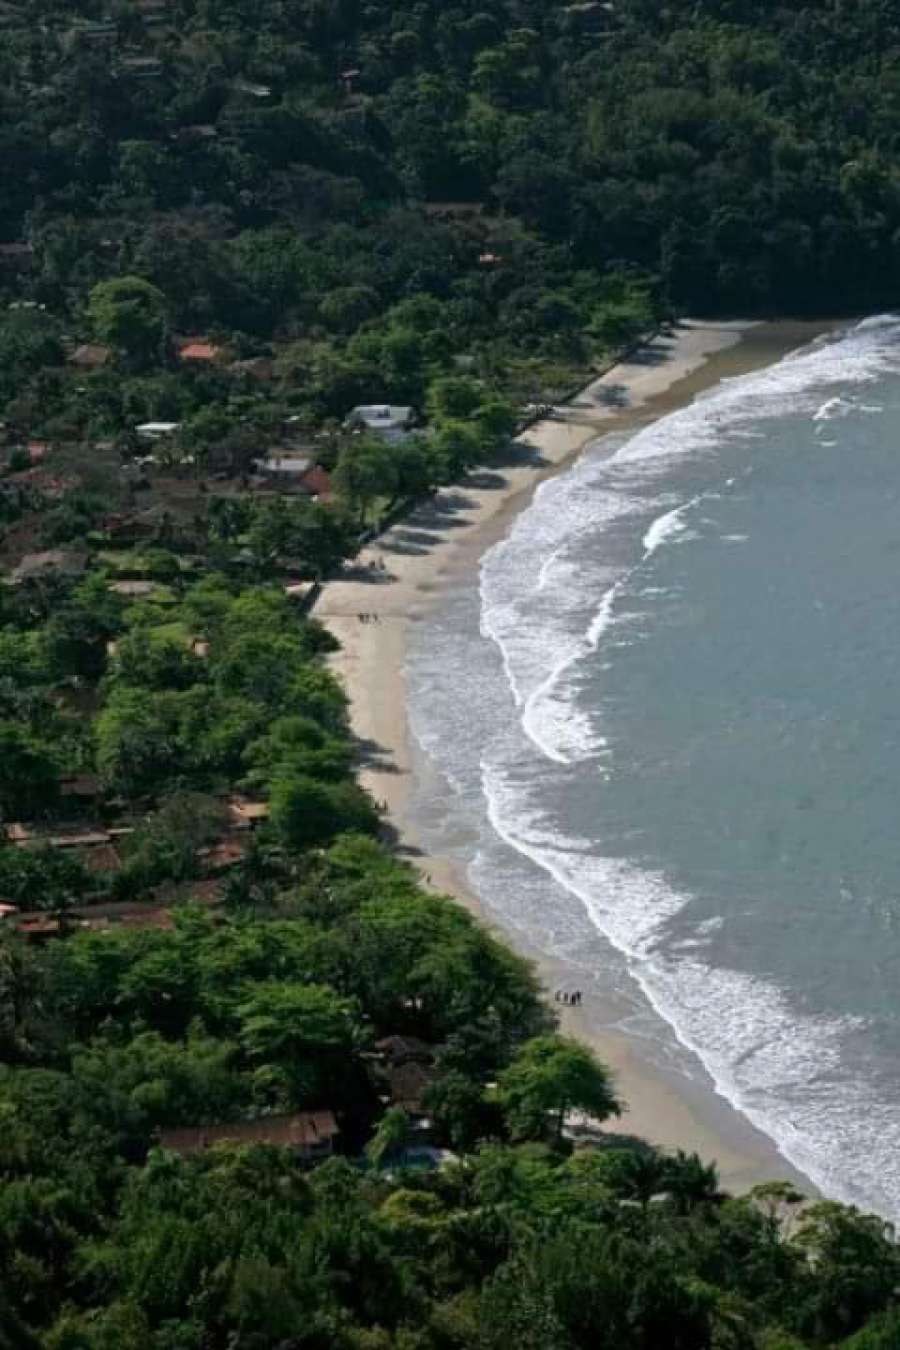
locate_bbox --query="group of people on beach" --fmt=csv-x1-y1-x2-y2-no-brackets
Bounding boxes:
357,612,380,624
555,989,583,1006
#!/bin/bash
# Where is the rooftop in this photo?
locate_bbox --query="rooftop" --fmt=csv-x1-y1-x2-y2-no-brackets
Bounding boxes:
383,1062,435,1116
158,1110,339,1156
178,340,223,362
374,1035,435,1065
227,796,270,828
256,453,313,475
346,405,414,429
108,579,157,597
8,549,87,584
69,343,111,368
136,421,180,438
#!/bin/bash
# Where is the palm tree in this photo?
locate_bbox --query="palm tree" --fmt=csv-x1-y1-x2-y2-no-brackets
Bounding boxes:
663,1150,722,1214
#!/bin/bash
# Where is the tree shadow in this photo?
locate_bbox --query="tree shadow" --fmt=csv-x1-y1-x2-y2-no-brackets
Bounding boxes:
568,1125,659,1155
624,343,670,367
592,383,630,407
339,561,397,583
490,442,548,470
464,470,506,490
354,735,404,774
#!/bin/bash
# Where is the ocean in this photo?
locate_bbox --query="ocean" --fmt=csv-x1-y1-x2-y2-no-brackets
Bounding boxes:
406,316,900,1222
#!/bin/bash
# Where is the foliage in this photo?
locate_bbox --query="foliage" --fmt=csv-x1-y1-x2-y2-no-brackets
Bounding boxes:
497,1034,622,1141
87,277,169,371
0,2,897,1345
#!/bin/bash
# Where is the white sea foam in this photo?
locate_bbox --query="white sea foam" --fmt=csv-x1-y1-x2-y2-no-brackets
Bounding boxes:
473,315,900,1221
481,753,900,1218
642,502,693,554
813,396,853,422
482,316,900,766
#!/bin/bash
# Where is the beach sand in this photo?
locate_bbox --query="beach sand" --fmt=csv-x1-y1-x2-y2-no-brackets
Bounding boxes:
316,318,832,1194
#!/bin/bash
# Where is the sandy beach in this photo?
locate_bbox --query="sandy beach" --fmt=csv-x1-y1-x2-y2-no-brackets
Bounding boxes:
316,318,832,1194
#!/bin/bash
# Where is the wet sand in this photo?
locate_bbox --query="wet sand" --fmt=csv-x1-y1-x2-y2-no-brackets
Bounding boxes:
316,318,833,1193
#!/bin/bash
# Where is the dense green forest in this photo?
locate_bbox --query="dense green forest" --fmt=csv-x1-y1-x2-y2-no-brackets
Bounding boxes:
2,1,900,1347
0,0,898,450
5,832,900,1350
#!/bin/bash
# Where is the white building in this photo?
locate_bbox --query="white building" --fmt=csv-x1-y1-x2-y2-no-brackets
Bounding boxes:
136,421,180,441
255,453,312,480
344,405,415,444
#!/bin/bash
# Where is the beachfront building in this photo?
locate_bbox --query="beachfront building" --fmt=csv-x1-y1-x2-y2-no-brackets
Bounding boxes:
370,1035,438,1141
344,405,416,444
254,452,333,498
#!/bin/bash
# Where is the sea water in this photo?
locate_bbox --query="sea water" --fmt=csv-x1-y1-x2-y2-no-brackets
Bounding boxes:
406,316,900,1221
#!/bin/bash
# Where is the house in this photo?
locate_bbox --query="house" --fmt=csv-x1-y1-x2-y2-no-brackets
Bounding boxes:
374,1035,435,1066
253,453,332,497
48,829,112,851
158,1110,339,1162
69,343,111,369
255,452,312,481
13,916,66,941
344,405,416,444
136,421,179,441
7,549,88,586
59,773,102,805
227,796,270,831
370,1038,437,1138
383,1062,436,1130
296,464,332,499
178,339,223,364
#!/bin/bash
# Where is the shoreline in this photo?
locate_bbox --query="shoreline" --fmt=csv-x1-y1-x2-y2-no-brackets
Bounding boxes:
316,318,835,1194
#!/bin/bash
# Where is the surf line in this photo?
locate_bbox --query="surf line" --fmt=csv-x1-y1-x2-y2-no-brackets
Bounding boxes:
518,492,706,767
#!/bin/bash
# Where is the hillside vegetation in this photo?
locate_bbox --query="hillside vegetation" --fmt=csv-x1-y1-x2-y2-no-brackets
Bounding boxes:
1,2,900,1348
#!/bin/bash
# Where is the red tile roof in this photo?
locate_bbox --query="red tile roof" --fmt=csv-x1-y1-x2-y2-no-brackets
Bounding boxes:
298,465,332,498
179,340,222,362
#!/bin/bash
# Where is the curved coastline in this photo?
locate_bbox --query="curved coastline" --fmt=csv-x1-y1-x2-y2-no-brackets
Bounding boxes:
315,318,834,1196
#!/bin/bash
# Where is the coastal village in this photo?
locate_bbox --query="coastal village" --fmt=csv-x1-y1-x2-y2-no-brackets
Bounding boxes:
2,0,900,1345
